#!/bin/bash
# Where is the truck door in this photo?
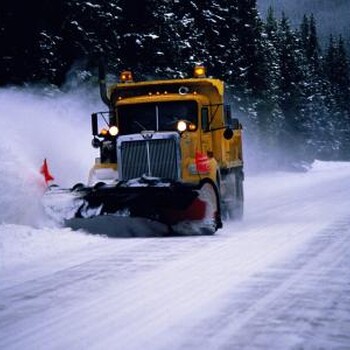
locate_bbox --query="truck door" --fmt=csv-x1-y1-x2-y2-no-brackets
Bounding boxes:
200,107,213,157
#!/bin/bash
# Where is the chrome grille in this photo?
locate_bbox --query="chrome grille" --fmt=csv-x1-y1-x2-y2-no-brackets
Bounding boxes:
120,137,179,181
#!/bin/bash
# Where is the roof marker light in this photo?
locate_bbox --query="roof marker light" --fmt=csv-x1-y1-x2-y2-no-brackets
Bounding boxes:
120,70,133,83
194,65,206,78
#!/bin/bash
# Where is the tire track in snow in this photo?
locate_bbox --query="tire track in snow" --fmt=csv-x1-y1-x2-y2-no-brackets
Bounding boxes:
0,218,327,350
0,235,214,335
180,218,350,350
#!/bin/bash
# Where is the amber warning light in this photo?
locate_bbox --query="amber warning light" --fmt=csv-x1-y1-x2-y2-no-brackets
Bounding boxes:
120,70,133,83
194,65,206,78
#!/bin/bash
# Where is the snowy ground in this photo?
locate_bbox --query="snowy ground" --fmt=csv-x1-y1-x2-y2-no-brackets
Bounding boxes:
1,160,350,350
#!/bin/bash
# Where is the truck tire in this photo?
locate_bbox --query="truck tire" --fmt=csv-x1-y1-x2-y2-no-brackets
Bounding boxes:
197,180,221,234
232,171,244,220
170,179,221,235
221,170,244,221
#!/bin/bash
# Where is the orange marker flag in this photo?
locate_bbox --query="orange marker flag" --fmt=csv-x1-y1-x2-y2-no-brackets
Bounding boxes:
40,158,54,184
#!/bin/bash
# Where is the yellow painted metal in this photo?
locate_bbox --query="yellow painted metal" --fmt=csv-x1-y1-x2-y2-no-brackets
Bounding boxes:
109,77,224,98
109,75,243,186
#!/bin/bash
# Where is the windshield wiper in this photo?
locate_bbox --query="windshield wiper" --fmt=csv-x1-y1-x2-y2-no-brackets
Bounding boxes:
133,120,147,131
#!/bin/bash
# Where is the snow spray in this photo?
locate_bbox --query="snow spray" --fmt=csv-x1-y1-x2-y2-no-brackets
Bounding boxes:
0,84,103,226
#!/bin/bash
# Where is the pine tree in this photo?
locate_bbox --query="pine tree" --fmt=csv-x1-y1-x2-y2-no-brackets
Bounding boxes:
260,7,286,168
276,13,309,166
142,0,206,78
229,0,280,168
0,0,67,84
324,35,350,159
221,0,240,86
194,0,235,78
60,0,123,78
307,14,321,72
335,36,350,159
166,0,239,79
299,14,333,160
332,36,350,109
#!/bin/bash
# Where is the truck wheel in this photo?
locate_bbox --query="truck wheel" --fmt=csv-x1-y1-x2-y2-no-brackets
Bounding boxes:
196,180,221,235
170,180,220,235
232,172,244,220
222,171,244,221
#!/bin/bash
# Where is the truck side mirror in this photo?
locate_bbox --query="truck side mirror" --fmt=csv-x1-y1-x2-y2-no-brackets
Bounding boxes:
224,105,232,125
91,113,98,136
223,127,234,140
231,118,240,130
91,137,101,148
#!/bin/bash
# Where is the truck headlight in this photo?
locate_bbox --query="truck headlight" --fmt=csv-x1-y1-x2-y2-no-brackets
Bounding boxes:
109,126,119,136
177,120,187,133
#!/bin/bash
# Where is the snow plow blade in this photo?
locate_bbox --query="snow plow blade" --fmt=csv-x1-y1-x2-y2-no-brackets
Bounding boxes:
42,178,222,235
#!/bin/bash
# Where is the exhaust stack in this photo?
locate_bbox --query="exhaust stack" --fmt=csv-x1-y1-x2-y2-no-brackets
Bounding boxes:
99,58,110,107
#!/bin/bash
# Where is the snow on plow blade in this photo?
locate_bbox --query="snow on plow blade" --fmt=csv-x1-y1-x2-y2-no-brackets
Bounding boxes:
42,177,221,235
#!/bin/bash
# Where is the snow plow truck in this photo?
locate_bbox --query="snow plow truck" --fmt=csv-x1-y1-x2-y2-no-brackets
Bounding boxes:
43,65,244,235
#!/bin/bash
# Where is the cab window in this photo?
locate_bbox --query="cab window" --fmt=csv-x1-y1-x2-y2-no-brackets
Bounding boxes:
117,101,198,134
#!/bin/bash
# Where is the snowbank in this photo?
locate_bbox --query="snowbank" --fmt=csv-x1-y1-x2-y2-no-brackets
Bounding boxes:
0,224,104,273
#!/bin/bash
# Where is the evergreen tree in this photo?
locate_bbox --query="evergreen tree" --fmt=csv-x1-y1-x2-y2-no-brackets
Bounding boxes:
300,14,309,53
299,14,333,160
230,0,281,168
61,0,122,79
235,0,268,97
140,0,206,78
221,0,240,85
161,0,240,79
261,7,286,168
192,0,234,78
276,13,309,165
307,14,321,72
324,35,336,80
331,36,350,110
324,35,350,159
118,0,151,73
335,36,350,159
0,0,67,84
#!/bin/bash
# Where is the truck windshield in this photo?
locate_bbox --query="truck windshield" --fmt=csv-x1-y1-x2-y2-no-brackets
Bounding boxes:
117,101,197,134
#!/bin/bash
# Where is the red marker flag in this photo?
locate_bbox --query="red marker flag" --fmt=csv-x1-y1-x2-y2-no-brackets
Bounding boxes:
195,151,210,173
40,158,54,184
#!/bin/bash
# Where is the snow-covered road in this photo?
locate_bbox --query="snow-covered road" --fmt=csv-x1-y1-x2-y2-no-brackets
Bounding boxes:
1,161,350,350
